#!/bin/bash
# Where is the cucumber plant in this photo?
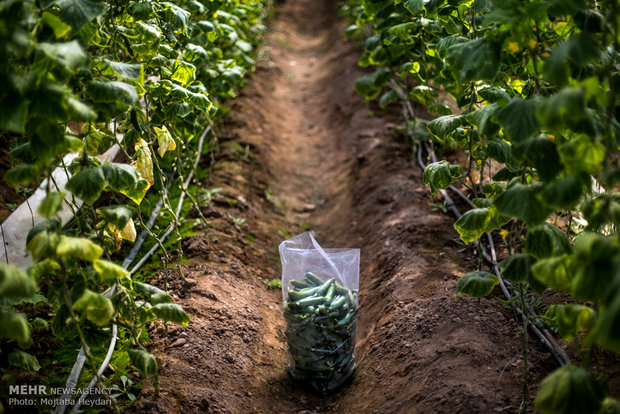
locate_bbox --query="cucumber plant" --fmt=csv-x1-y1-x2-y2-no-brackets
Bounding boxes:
0,0,267,409
344,0,620,411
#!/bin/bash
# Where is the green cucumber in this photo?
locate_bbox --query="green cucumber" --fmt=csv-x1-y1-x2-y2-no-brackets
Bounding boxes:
324,282,335,302
316,278,335,296
294,296,325,307
290,279,309,289
346,289,356,307
328,295,347,311
287,288,313,301
337,310,356,327
304,272,324,286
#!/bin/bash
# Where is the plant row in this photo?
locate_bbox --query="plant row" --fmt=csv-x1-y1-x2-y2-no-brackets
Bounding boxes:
343,0,619,412
0,0,267,410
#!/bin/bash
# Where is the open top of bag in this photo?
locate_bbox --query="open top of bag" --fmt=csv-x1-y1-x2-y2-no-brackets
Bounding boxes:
279,232,360,301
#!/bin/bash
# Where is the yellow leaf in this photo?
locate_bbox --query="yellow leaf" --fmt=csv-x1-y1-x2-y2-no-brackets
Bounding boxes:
528,39,537,49
133,138,154,185
120,218,137,242
154,125,176,158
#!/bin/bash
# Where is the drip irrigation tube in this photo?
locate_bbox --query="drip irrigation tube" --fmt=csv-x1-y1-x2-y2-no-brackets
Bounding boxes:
56,124,212,413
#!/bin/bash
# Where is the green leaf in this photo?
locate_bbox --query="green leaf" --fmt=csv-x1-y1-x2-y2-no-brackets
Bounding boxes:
525,223,572,260
423,161,462,195
427,115,463,141
41,11,71,38
535,365,606,414
582,195,620,232
492,167,519,181
0,263,37,299
482,182,506,198
26,219,61,246
446,37,500,84
531,254,575,292
404,0,424,14
170,60,196,86
537,87,587,131
66,166,106,204
546,304,595,340
128,349,158,378
151,303,189,326
183,43,208,62
160,2,190,30
94,259,129,284
410,86,438,106
486,140,520,171
379,90,399,109
387,22,416,38
500,253,543,291
600,398,620,414
512,137,561,181
134,282,172,304
98,205,134,228
558,137,605,175
8,350,40,373
130,1,152,20
102,163,140,193
472,0,492,12
571,233,619,301
72,289,114,326
102,59,143,80
428,103,453,116
27,231,60,261
164,101,192,119
86,81,138,106
0,99,28,133
52,0,107,31
56,235,103,262
38,40,87,71
31,317,49,330
38,192,65,218
467,104,501,137
454,208,493,244
65,96,96,121
354,70,391,100
478,87,510,105
4,164,40,186
541,175,587,210
494,183,553,226
591,288,620,353
456,271,499,298
0,311,31,343
494,98,540,143
437,35,467,58
544,34,603,87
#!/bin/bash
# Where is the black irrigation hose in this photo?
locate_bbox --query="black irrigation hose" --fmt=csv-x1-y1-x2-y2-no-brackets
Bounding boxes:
57,124,212,413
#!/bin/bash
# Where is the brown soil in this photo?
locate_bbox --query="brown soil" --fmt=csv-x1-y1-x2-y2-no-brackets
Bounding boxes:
132,1,571,413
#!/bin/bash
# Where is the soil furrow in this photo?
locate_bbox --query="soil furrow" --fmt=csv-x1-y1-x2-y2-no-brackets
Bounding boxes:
134,1,557,413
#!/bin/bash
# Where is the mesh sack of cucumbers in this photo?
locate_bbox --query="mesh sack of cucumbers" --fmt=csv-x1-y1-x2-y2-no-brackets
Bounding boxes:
279,232,360,395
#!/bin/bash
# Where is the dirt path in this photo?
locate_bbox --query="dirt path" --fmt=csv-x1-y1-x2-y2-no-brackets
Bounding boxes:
134,1,557,413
